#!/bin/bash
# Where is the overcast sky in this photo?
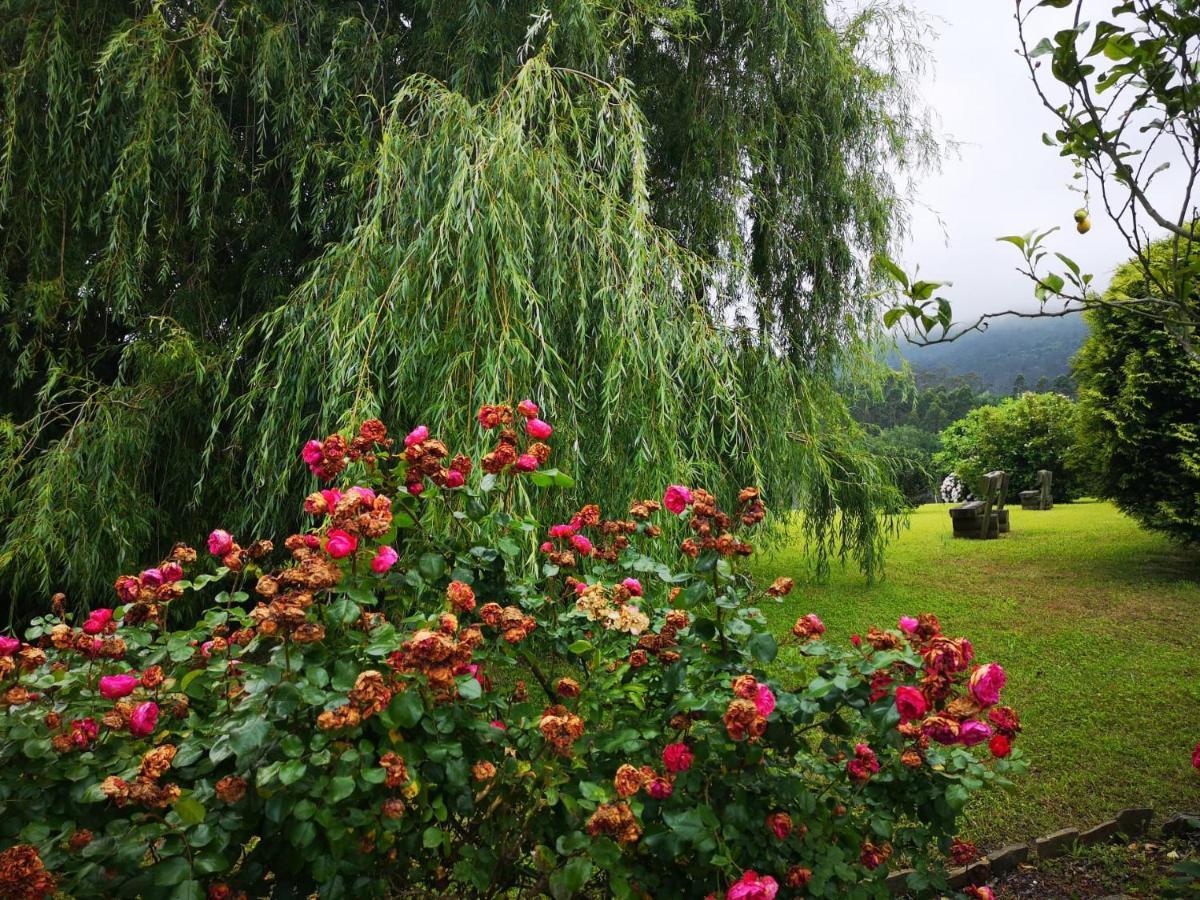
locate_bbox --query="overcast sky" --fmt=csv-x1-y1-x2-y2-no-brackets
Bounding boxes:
898,0,1155,317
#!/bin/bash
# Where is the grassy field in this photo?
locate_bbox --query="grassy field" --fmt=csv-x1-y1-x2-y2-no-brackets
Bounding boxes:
751,501,1200,849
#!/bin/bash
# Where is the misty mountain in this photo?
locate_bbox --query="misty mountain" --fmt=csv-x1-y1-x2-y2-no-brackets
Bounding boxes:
892,315,1090,394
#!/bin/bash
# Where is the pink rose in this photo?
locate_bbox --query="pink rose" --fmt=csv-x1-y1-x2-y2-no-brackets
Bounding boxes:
129,701,159,738
574,582,588,594
405,425,429,447
663,484,693,515
570,534,593,555
351,486,376,503
320,488,342,511
140,568,164,588
754,684,776,717
894,685,928,723
445,470,465,488
727,871,779,900
82,609,114,636
99,674,139,700
490,720,507,730
406,481,424,496
371,545,399,574
526,418,553,440
968,663,1006,707
662,742,694,773
539,541,553,553
515,454,539,472
160,562,184,583
959,719,993,747
303,534,321,549
208,529,234,557
301,439,323,465
1191,741,1200,770
325,529,358,559
549,523,576,538
622,578,643,596
0,636,20,657
517,399,539,419
898,615,918,634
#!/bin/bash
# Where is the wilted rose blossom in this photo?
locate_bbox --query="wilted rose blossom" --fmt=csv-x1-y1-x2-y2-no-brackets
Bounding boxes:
517,399,539,418
726,870,778,900
766,811,793,840
622,578,643,597
663,484,693,515
99,674,139,700
404,425,429,447
208,529,234,557
964,888,995,900
139,568,164,588
160,561,184,583
791,613,825,641
445,469,465,488
645,775,673,799
370,545,398,574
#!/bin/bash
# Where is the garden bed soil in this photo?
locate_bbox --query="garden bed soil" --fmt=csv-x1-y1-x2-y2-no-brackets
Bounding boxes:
988,838,1200,899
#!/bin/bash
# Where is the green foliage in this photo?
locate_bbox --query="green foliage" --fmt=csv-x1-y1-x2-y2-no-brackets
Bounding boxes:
0,413,1022,898
934,392,1083,501
0,1,934,613
864,426,940,506
1073,239,1200,543
851,369,997,433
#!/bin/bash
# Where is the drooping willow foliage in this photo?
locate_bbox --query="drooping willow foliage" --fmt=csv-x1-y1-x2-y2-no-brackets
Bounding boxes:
0,1,934,617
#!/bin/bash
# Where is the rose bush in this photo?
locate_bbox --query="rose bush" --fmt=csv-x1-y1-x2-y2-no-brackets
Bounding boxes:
0,405,1025,899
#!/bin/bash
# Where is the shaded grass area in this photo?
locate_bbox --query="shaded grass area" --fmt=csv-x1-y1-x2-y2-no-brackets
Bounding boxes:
751,501,1200,848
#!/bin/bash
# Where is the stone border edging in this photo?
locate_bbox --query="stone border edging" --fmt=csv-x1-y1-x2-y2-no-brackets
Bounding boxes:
885,807,1155,895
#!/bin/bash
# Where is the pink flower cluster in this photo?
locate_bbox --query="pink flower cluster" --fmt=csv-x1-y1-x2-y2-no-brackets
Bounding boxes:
726,870,778,900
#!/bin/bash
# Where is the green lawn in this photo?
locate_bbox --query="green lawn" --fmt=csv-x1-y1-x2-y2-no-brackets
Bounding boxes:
751,501,1200,848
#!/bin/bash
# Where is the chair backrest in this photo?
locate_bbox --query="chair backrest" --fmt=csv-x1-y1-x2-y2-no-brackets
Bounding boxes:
986,470,1010,510
978,471,1004,537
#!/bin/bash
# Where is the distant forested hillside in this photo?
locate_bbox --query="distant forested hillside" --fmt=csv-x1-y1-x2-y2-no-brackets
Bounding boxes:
894,315,1089,394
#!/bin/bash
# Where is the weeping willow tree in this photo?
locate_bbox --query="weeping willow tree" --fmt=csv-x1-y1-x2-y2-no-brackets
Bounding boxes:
0,1,934,616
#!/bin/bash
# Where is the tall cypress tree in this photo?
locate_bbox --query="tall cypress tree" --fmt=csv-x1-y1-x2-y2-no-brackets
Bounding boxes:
0,1,931,613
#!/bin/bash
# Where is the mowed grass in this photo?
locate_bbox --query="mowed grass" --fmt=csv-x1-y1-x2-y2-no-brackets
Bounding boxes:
750,501,1200,849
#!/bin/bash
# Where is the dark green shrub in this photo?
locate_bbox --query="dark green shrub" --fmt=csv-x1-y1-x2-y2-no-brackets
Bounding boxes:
1073,243,1200,543
934,393,1083,501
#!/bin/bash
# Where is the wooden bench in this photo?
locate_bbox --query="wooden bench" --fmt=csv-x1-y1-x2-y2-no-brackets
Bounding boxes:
950,470,1008,539
1019,470,1053,510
